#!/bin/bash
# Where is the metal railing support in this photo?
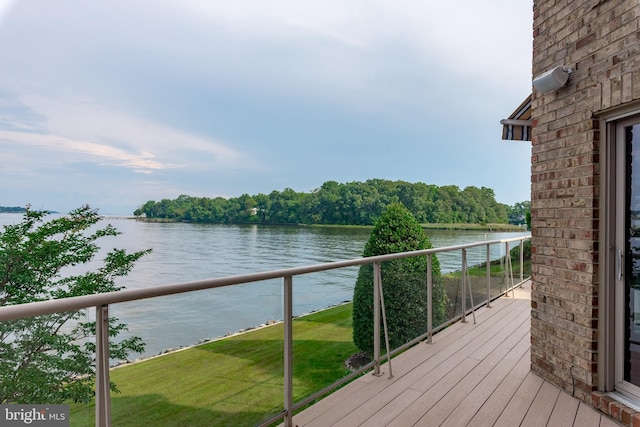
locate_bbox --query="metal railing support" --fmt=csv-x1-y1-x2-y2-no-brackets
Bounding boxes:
427,254,433,344
505,242,515,296
283,276,293,427
461,249,467,323
464,251,477,324
486,244,492,308
504,242,509,296
520,240,525,284
95,305,111,427
377,266,393,379
373,262,382,376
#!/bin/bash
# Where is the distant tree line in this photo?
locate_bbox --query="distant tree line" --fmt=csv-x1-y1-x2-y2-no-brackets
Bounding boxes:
0,206,26,213
0,206,59,214
134,179,528,226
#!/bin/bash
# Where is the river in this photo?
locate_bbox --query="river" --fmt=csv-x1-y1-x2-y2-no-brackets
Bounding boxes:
0,214,528,360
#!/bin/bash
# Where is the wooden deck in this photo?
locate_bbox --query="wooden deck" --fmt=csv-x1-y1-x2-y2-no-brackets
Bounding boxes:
291,280,619,426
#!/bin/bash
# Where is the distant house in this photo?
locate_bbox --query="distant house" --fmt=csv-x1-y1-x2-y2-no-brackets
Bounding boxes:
503,1,640,423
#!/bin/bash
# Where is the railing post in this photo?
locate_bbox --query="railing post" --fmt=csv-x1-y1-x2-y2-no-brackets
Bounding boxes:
427,254,433,344
505,241,514,296
465,252,477,324
377,270,393,379
283,276,293,427
95,305,111,427
461,249,467,323
373,262,382,376
504,241,510,295
520,238,525,284
486,244,492,308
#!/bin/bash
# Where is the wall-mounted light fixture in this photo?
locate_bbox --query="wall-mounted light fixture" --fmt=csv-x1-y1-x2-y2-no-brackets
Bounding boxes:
532,65,573,93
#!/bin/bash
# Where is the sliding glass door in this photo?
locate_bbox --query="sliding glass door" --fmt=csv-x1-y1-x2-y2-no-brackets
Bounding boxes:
615,119,640,392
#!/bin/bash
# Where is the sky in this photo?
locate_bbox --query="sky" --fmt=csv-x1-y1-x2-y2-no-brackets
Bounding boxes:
0,0,533,215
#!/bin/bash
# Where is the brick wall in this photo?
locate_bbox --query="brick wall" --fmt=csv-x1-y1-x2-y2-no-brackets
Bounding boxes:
531,0,640,412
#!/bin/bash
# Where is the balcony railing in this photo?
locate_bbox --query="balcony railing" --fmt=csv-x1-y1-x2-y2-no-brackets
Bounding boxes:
0,235,530,427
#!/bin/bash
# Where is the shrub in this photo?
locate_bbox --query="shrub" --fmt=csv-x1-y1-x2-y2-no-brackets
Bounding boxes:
509,239,531,261
352,203,447,356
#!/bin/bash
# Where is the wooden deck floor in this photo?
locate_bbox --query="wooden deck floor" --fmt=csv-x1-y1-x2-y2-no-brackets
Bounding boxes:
292,281,619,426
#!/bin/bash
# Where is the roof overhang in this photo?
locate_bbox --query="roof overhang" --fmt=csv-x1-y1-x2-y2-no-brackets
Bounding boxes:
500,94,532,141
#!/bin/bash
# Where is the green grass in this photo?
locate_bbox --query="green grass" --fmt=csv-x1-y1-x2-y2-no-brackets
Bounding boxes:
305,223,526,232
444,259,531,279
69,304,357,427
441,250,531,319
421,223,525,231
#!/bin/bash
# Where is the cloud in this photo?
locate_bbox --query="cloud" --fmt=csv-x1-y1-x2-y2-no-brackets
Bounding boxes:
0,1,533,213
0,0,15,26
0,1,531,128
0,130,169,172
167,0,532,95
0,92,252,173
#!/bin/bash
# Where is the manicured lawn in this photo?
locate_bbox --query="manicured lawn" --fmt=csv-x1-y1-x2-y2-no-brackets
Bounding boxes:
441,249,531,318
69,304,357,426
307,223,527,232
421,223,525,231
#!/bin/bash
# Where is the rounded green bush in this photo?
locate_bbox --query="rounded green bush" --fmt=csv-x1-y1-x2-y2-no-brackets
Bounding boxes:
352,203,448,356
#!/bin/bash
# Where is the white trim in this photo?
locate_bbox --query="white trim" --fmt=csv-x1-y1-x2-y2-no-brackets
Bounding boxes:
600,102,640,123
600,118,616,391
608,391,640,412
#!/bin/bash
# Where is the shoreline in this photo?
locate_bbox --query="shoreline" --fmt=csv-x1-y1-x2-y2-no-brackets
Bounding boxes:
125,217,526,232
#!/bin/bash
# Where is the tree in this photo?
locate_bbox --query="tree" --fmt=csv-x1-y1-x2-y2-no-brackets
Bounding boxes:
0,206,149,404
133,179,511,225
507,201,531,225
352,203,448,356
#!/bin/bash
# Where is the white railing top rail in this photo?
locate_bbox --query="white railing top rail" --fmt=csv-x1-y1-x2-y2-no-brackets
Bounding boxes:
0,235,530,321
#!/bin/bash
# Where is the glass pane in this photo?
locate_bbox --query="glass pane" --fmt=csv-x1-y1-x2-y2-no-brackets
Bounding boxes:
626,124,640,386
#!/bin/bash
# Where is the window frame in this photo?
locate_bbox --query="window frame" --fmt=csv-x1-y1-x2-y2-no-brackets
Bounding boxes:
600,105,640,404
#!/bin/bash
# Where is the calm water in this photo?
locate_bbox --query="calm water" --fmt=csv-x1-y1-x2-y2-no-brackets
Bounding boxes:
0,214,527,359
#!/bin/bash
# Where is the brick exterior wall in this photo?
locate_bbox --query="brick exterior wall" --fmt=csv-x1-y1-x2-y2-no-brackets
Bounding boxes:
531,0,640,420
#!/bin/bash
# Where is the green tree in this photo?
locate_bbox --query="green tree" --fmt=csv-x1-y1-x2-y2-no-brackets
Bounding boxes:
352,203,448,356
507,201,531,225
133,179,510,225
0,206,149,404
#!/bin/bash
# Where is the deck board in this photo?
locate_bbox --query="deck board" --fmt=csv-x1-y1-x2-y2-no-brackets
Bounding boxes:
414,317,530,425
520,380,561,426
290,281,617,426
547,391,580,427
439,331,530,426
600,415,621,427
492,372,544,427
465,349,531,427
573,403,602,427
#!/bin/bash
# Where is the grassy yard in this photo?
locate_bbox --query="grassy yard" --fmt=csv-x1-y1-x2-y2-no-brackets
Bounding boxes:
441,243,531,318
307,223,527,232
421,223,526,232
70,304,357,426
